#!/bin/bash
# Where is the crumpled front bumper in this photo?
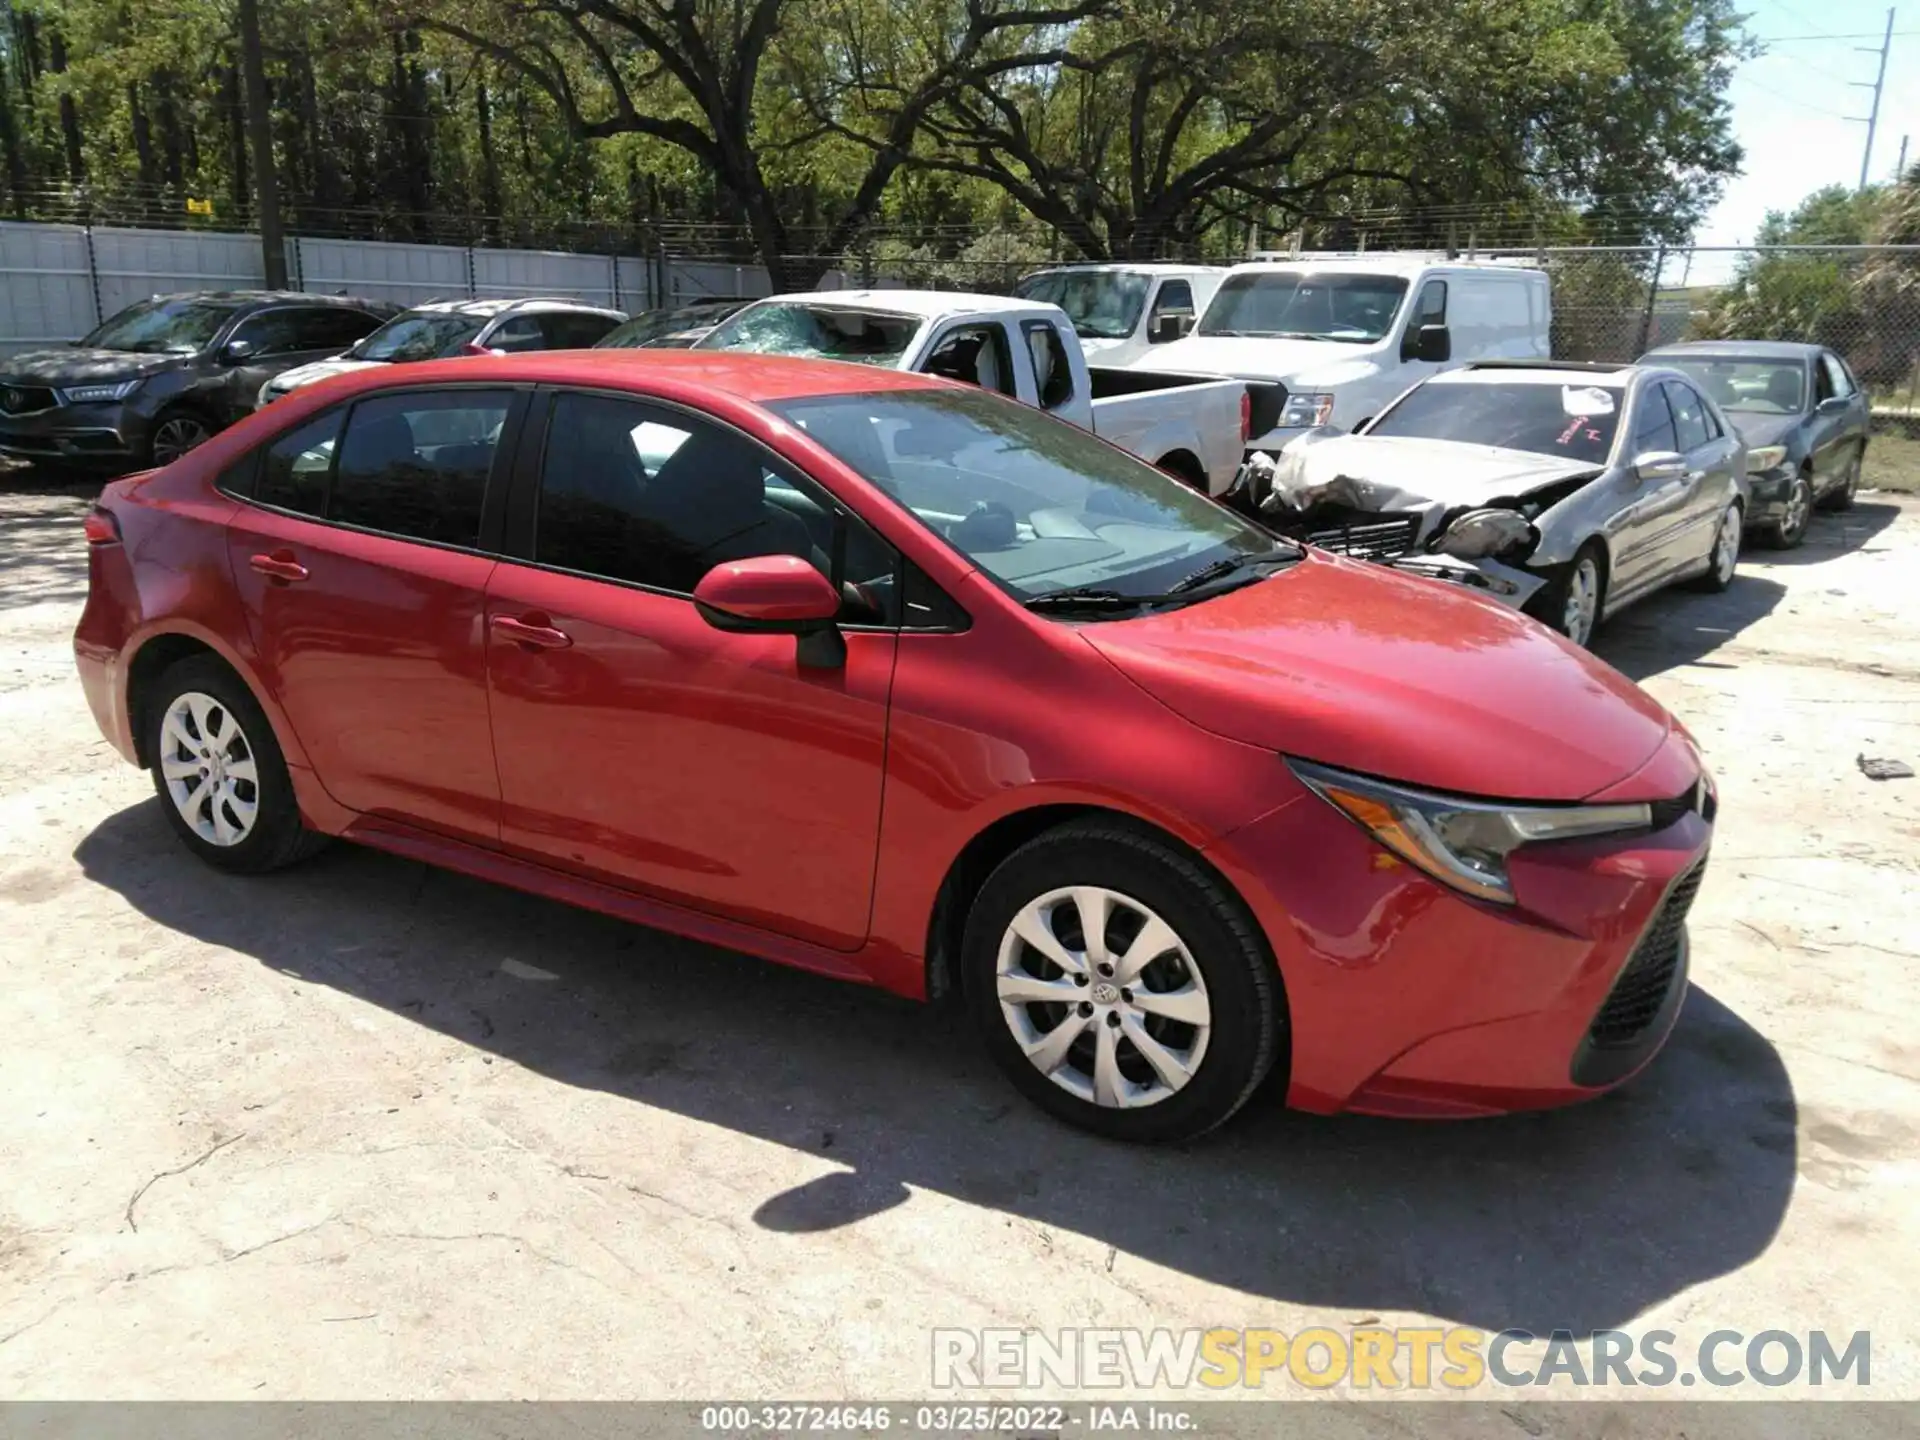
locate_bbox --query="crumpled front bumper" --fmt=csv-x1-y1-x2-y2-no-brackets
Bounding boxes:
1379,553,1548,611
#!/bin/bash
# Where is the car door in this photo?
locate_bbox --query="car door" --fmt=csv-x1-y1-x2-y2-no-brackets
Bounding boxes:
1659,379,1737,577
1815,352,1868,491
222,386,524,845
216,307,385,421
482,387,899,951
1609,382,1688,601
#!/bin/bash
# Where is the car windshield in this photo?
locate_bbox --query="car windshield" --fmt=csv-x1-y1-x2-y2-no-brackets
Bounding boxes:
1655,356,1806,415
767,388,1288,607
348,312,487,362
695,302,920,366
1367,380,1625,465
1197,272,1409,342
82,297,239,355
1014,271,1151,340
598,303,743,349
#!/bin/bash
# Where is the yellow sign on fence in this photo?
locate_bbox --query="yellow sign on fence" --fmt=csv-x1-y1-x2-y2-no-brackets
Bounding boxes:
184,197,213,216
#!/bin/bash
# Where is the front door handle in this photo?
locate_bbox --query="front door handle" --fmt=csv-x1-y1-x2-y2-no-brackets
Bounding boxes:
249,550,309,584
491,613,573,650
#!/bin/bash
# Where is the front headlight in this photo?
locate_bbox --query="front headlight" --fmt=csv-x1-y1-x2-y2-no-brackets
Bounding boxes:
1747,444,1787,472
1289,758,1652,905
59,379,142,404
1279,392,1336,429
1434,507,1537,560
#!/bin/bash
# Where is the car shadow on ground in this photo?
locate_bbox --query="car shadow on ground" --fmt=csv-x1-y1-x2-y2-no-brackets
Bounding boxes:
1739,499,1902,570
76,799,1798,1338
1592,570,1786,683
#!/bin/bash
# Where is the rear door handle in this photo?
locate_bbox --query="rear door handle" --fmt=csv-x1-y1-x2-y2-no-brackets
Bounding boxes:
491,613,573,650
248,550,309,584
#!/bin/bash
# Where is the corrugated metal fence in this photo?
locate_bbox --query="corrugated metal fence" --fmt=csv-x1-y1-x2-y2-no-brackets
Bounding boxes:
0,221,776,355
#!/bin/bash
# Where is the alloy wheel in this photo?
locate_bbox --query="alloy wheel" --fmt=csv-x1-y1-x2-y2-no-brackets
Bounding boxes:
995,885,1212,1109
158,691,260,847
151,415,212,465
1713,505,1741,584
1563,556,1601,647
1779,476,1811,543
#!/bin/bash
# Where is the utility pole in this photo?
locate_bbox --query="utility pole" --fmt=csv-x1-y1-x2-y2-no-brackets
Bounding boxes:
1898,134,1911,183
1849,8,1895,192
237,0,288,288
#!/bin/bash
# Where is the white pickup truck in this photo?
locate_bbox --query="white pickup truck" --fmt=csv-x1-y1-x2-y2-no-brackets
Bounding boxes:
693,290,1272,495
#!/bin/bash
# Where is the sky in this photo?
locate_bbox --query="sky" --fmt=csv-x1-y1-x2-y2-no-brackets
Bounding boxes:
1700,0,1919,246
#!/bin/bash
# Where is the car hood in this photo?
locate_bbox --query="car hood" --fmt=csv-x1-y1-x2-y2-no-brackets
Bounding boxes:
1083,551,1675,802
269,356,384,391
1133,333,1363,382
1728,412,1803,450
1265,435,1604,515
0,347,188,384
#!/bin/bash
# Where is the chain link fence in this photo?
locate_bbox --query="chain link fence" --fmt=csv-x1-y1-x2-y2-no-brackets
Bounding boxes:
1539,246,1920,450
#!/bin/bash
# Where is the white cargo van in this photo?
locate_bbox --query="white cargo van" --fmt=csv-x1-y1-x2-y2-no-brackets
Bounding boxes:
1013,264,1226,367
1139,256,1551,456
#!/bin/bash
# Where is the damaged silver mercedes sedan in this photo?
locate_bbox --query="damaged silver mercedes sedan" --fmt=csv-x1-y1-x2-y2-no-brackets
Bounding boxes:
1243,360,1751,647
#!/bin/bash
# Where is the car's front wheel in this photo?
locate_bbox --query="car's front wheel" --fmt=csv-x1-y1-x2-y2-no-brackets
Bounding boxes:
145,407,217,468
1759,471,1812,549
962,819,1282,1142
145,655,326,873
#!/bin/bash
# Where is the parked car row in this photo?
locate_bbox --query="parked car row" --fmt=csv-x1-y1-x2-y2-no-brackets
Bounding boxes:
0,289,759,471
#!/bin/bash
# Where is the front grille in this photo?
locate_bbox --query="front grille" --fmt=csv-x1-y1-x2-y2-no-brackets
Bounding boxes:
1587,862,1705,1049
1302,508,1422,562
0,384,57,415
1647,776,1716,831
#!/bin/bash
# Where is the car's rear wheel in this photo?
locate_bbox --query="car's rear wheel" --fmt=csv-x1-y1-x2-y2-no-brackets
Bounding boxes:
1818,447,1861,512
1690,501,1742,593
146,408,216,467
145,655,326,873
1760,470,1812,549
961,819,1281,1142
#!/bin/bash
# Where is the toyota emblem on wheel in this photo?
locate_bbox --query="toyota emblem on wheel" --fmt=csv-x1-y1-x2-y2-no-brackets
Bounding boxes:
2,388,22,411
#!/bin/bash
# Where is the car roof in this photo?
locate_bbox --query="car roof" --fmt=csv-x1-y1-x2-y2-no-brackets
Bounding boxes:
1429,361,1639,386
1021,263,1226,275
309,348,955,404
1644,340,1822,361
404,296,624,319
752,289,1048,321
1222,257,1545,279
147,290,383,309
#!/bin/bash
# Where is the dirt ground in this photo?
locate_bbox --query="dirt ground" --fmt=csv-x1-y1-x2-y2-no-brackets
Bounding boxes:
0,468,1916,1407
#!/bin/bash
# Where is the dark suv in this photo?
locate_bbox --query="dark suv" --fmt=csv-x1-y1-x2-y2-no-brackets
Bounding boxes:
0,291,393,471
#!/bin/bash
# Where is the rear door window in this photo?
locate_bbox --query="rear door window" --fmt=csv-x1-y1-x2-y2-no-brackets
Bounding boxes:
327,391,512,546
1022,322,1075,411
254,411,342,515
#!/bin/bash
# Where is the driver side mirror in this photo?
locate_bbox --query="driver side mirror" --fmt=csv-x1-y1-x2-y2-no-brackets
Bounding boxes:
461,341,506,358
1816,395,1849,416
1148,313,1192,344
693,555,846,668
1633,450,1687,484
1407,323,1451,364
221,338,258,364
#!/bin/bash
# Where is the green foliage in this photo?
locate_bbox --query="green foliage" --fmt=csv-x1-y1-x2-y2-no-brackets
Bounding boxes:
0,0,1752,278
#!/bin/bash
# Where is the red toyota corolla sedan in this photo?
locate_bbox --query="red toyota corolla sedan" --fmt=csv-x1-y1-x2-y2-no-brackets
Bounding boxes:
74,351,1714,1141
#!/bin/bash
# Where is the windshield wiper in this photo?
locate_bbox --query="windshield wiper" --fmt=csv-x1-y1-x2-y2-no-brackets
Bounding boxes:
1165,548,1301,595
1023,586,1154,613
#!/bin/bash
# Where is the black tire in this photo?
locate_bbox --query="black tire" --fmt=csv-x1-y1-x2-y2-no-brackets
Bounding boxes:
1758,470,1812,550
1817,446,1861,512
960,819,1282,1143
142,405,218,469
1689,500,1742,593
144,654,327,873
1526,540,1608,648
1156,453,1208,493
